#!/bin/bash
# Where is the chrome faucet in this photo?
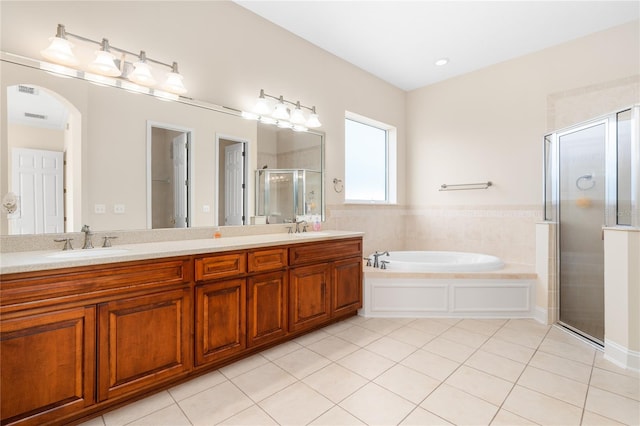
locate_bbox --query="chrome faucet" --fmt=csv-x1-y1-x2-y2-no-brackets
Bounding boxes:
81,224,93,249
372,251,389,268
295,220,307,233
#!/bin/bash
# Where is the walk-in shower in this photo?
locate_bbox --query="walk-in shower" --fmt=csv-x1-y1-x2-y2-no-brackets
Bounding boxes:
544,105,639,344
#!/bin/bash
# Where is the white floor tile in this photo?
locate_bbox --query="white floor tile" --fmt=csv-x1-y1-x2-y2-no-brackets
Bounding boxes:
335,324,383,347
374,364,440,404
490,409,538,425
502,385,583,425
406,318,453,335
445,365,513,406
272,347,332,379
103,391,175,426
259,340,303,361
302,363,368,403
308,405,366,425
517,365,588,407
365,335,417,362
259,382,333,426
386,325,437,347
464,349,526,382
230,362,297,402
401,348,460,381
340,382,416,426
337,348,395,380
178,381,254,425
217,405,278,425
455,318,507,336
399,407,454,425
528,349,593,384
219,353,268,379
306,335,360,361
585,386,640,425
481,336,536,364
590,366,640,401
127,404,191,426
423,336,476,362
439,326,490,349
168,370,227,401
421,384,499,426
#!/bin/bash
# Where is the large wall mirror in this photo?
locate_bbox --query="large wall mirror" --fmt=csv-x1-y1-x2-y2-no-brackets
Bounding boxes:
0,53,324,236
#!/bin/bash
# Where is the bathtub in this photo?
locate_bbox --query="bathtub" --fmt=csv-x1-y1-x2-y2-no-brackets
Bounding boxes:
362,251,537,319
377,251,504,272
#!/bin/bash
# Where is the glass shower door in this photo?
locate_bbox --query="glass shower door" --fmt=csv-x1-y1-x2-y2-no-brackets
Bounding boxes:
558,122,607,343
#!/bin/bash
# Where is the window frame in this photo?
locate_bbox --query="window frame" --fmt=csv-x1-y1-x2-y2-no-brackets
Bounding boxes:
344,111,397,204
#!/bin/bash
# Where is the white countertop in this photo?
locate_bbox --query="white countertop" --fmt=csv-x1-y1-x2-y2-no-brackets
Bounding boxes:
0,230,363,275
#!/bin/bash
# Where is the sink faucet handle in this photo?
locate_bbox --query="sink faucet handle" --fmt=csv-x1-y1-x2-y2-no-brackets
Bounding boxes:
364,257,372,267
380,260,389,270
102,236,118,247
54,238,74,251
286,225,294,234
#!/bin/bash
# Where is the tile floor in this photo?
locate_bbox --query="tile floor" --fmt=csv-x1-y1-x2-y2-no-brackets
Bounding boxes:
81,317,640,426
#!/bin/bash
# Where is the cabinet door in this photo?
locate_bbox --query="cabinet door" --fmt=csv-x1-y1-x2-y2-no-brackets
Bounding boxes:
195,279,246,366
1,307,95,426
289,264,331,333
98,288,191,401
332,257,363,317
247,271,287,347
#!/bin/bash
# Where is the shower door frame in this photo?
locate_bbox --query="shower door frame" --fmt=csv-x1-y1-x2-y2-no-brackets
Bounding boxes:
544,104,640,345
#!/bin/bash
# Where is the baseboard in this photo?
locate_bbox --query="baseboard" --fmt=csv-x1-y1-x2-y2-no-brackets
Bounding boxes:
604,339,640,372
533,306,548,324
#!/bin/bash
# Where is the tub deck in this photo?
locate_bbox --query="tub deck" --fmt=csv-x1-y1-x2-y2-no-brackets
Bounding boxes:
362,264,538,318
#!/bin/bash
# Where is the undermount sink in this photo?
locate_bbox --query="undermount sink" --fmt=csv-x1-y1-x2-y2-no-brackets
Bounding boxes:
291,231,332,238
46,248,130,259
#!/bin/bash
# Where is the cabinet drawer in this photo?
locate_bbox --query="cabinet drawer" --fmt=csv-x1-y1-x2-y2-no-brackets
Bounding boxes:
289,238,362,266
195,252,246,282
0,258,189,309
248,248,287,273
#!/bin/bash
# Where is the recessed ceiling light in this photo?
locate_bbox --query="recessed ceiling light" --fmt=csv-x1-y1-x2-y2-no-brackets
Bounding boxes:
435,58,449,66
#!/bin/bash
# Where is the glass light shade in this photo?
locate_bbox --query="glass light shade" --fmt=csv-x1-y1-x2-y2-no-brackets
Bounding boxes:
128,61,156,86
254,96,271,115
259,116,277,125
162,71,187,95
241,111,259,120
306,113,322,128
293,124,308,132
88,50,121,76
272,102,290,120
41,37,78,66
277,120,293,129
290,107,306,124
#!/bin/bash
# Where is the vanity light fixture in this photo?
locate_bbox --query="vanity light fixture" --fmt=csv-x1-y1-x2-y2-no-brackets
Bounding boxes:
41,24,187,95
247,89,322,130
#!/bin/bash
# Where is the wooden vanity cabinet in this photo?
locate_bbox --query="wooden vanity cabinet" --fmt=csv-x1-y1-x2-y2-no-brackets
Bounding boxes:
0,257,192,426
288,238,363,333
194,252,247,367
0,306,96,426
97,287,192,401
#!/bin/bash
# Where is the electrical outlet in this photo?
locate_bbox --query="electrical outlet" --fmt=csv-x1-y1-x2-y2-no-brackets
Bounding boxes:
114,204,125,214
202,205,210,213
94,204,106,214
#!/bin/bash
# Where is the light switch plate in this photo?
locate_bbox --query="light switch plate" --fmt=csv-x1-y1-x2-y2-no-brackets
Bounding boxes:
94,204,106,214
114,204,125,214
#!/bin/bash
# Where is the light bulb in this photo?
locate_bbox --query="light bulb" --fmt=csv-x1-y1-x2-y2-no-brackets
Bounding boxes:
254,89,271,115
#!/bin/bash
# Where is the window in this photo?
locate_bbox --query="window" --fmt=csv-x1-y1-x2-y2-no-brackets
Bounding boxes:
344,112,396,203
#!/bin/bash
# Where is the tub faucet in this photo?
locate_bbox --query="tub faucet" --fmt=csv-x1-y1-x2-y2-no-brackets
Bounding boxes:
81,224,93,249
372,251,389,268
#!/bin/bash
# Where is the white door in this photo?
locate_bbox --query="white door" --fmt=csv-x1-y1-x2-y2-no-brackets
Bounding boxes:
224,143,245,225
172,133,188,228
11,148,64,234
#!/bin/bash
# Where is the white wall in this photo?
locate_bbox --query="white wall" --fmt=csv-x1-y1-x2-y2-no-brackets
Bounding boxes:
0,0,407,209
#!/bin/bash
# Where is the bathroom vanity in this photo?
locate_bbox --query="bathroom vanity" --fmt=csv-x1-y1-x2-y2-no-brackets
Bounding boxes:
0,232,363,426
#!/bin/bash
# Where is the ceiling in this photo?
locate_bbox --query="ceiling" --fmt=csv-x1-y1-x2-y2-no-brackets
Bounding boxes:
235,1,640,91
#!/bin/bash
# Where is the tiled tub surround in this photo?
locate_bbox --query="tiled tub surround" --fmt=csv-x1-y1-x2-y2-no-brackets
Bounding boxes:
325,205,541,267
362,265,537,319
77,317,640,426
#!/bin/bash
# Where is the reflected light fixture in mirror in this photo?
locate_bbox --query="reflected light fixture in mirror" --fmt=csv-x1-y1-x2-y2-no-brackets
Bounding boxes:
245,89,321,132
40,24,187,95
